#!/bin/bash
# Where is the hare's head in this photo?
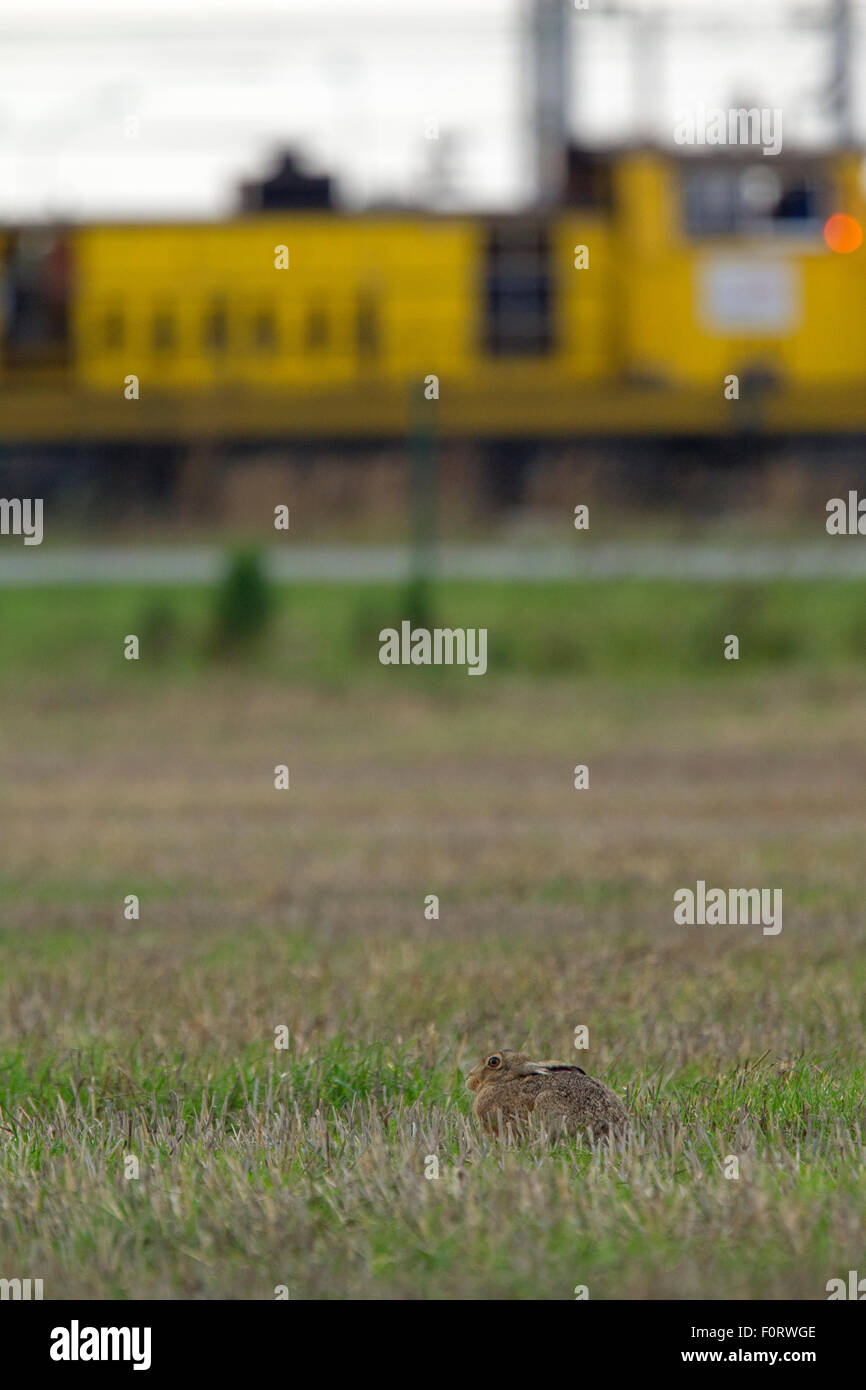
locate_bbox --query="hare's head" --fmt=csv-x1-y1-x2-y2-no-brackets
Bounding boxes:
466,1049,550,1092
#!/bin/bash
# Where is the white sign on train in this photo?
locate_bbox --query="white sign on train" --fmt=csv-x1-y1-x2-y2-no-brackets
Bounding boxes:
698,258,799,335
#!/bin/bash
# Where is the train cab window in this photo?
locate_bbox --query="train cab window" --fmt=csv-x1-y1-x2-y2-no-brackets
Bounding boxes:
305,304,329,350
152,312,176,353
253,311,278,353
203,299,229,353
683,165,828,237
483,221,553,357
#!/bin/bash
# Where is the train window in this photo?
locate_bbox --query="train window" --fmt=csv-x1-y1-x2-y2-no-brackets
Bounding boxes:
684,171,737,235
683,165,828,237
483,221,553,356
152,312,175,353
356,294,379,360
103,310,124,351
1,229,72,366
305,304,329,350
203,299,229,353
253,312,278,353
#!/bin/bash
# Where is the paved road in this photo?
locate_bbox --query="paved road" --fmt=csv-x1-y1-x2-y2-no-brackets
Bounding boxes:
1,541,865,586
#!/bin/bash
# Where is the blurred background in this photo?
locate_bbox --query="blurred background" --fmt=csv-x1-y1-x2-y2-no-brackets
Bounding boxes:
2,0,866,560
2,0,866,1303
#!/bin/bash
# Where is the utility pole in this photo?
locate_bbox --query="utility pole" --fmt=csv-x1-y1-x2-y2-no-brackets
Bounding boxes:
528,0,570,205
631,6,664,143
583,0,667,145
828,0,853,144
408,381,438,596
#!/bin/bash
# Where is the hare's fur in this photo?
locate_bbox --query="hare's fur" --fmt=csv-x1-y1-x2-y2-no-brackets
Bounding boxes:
466,1048,628,1140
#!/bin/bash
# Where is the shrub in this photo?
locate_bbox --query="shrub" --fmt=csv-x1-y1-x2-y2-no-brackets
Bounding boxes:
211,548,274,651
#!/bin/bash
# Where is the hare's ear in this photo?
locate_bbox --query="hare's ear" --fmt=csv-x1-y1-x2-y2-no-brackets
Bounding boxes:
514,1062,550,1077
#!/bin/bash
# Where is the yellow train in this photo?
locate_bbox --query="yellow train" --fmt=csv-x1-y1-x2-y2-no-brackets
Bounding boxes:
1,146,865,443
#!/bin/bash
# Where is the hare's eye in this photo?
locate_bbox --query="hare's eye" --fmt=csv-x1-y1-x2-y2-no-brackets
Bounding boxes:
487,1055,501,1068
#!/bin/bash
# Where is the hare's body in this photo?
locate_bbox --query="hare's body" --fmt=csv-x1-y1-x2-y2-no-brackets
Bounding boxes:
467,1049,628,1140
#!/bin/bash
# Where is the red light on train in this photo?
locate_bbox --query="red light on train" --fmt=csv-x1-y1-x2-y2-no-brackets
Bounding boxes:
824,213,863,254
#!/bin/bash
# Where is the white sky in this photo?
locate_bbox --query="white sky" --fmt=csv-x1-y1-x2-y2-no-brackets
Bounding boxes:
0,0,862,220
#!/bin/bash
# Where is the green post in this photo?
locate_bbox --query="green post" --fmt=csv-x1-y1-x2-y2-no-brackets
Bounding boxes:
407,382,438,622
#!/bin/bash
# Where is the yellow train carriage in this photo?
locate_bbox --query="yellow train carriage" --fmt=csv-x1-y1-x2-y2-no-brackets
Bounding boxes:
1,146,865,440
71,213,614,395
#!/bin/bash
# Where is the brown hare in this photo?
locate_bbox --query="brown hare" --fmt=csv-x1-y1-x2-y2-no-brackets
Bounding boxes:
466,1048,629,1141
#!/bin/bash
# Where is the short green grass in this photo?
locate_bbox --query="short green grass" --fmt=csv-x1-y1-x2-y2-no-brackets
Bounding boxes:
4,574,866,685
1,578,865,1299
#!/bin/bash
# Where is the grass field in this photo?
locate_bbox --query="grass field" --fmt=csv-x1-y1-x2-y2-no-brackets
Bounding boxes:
1,576,865,1300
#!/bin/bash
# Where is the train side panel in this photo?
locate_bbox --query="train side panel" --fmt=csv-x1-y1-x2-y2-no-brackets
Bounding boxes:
74,217,482,392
